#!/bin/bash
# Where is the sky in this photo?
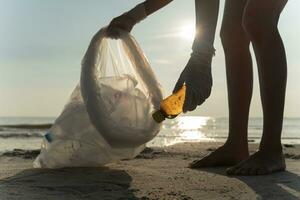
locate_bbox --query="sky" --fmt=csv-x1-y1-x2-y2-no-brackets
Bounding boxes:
0,0,299,117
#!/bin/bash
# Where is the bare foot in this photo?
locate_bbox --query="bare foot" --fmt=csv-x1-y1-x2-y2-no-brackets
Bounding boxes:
226,150,286,176
189,143,249,168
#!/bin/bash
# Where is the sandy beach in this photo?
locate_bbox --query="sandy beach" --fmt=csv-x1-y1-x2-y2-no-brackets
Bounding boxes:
0,142,300,200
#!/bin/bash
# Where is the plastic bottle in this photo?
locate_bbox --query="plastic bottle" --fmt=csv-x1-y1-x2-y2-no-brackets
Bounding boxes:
152,85,186,123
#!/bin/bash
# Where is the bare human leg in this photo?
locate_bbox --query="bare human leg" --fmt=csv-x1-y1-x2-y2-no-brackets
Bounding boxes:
190,0,252,168
227,0,288,175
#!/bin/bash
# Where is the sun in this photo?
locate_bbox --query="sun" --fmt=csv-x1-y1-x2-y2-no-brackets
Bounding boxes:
179,23,196,41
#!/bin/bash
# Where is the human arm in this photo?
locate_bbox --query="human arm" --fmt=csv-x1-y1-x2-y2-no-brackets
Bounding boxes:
107,0,173,38
173,0,220,112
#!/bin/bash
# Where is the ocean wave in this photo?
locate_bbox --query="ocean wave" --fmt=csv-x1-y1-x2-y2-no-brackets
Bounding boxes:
0,124,52,129
0,148,40,159
0,132,43,139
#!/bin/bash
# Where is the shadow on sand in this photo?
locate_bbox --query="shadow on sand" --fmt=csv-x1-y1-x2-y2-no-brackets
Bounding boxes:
0,167,139,200
199,167,300,200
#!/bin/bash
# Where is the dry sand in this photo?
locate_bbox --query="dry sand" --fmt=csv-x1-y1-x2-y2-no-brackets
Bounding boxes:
0,142,300,200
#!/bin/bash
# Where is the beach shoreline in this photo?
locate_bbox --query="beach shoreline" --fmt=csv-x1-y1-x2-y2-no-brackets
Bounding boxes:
1,142,300,200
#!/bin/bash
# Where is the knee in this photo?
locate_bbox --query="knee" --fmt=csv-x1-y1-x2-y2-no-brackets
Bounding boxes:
220,23,249,53
242,7,277,42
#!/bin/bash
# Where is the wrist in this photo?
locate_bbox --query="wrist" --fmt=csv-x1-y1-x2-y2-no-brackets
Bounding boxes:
190,39,215,67
192,38,216,57
125,4,147,25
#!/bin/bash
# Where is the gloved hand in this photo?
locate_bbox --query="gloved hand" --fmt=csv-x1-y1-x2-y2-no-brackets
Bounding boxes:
173,46,214,113
107,4,147,39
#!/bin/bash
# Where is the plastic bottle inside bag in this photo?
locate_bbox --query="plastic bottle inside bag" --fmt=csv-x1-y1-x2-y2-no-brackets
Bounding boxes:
99,75,150,129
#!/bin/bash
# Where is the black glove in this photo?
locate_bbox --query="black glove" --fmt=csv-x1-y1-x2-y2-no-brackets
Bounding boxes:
173,41,215,112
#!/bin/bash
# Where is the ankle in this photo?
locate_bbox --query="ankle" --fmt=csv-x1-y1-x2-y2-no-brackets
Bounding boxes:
259,142,283,155
225,138,248,148
224,140,249,154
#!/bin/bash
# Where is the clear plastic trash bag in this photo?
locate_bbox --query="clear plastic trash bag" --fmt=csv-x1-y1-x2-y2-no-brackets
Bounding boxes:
33,28,163,168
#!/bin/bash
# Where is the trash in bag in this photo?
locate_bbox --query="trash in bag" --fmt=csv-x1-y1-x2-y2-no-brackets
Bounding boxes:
33,27,163,168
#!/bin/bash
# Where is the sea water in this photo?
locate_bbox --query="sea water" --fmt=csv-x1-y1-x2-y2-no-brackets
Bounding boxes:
0,116,299,153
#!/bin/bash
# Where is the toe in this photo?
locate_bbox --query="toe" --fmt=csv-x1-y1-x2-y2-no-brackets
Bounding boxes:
248,168,257,176
189,153,217,168
189,157,209,168
226,167,233,175
239,167,251,176
234,167,245,175
256,167,269,175
189,159,200,168
226,166,239,175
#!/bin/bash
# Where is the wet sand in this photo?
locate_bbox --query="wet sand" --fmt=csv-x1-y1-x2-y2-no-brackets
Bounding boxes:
0,142,300,200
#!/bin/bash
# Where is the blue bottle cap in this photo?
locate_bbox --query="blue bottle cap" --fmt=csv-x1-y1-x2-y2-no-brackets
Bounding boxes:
45,132,53,143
